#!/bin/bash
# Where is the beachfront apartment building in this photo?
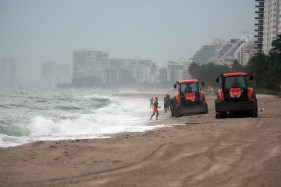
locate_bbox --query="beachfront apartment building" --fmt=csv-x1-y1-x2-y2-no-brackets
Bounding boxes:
191,38,251,65
182,61,192,80
94,51,109,83
167,61,182,82
106,58,155,83
234,36,255,65
254,0,264,53
106,58,126,83
73,50,94,79
72,50,109,86
157,66,167,82
254,0,281,54
263,0,281,54
136,62,151,82
72,50,160,86
192,45,216,64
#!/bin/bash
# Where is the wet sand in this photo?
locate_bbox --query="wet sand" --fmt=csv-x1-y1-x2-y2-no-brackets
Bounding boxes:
0,93,281,187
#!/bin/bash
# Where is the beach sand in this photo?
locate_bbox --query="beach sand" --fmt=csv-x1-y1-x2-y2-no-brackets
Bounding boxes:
1,93,281,187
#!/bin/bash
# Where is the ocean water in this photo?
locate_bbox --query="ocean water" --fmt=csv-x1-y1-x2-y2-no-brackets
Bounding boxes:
0,88,166,147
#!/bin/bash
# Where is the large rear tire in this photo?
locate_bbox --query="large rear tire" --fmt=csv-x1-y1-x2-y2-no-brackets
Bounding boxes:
170,98,180,117
251,99,258,118
216,112,227,119
174,105,180,117
202,101,208,114
170,98,175,117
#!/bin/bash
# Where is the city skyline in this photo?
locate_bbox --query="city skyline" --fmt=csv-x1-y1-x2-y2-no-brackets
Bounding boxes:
0,0,255,81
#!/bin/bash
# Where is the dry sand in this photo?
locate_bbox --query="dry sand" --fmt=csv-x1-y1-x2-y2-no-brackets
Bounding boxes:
0,92,281,187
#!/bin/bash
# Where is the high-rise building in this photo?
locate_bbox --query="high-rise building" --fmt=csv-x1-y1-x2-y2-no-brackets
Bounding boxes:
167,61,182,82
182,61,192,79
192,38,248,65
263,0,281,54
254,0,281,54
234,36,255,65
106,58,153,83
106,58,125,82
136,60,152,82
158,66,167,82
0,57,16,87
212,39,245,65
254,0,264,53
72,50,109,86
94,51,109,82
192,45,216,64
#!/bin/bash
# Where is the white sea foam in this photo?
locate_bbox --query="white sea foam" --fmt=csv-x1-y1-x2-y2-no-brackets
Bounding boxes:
0,91,167,147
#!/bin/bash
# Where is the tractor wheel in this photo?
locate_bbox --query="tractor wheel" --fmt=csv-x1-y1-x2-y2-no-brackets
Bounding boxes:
255,105,258,117
216,112,227,119
170,98,175,117
215,113,220,119
170,109,174,117
174,105,180,117
170,98,179,117
251,99,258,118
202,101,208,114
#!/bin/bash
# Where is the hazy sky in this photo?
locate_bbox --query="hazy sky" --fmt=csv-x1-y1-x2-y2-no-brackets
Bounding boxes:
0,0,255,80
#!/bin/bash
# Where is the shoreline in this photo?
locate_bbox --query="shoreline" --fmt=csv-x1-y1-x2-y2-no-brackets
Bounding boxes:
1,93,281,186
0,92,277,148
0,92,277,149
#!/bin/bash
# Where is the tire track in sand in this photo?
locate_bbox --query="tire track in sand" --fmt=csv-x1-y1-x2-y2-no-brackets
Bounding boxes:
183,117,281,187
21,143,172,186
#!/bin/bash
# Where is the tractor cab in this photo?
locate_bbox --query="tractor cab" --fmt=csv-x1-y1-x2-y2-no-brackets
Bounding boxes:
170,79,208,117
174,79,204,104
215,72,258,118
216,72,253,101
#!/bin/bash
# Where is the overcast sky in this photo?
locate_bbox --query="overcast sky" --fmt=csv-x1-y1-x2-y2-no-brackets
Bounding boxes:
0,0,255,80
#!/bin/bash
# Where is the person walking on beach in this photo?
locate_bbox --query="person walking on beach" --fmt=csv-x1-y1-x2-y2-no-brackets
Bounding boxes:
164,94,170,113
150,97,154,109
150,97,159,120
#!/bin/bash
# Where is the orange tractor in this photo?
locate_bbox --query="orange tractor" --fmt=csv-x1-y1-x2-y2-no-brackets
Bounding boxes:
170,79,208,117
215,72,258,118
